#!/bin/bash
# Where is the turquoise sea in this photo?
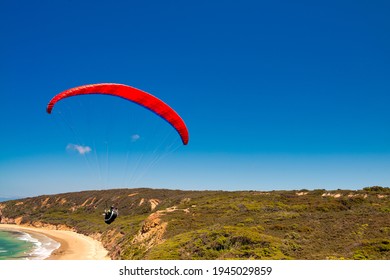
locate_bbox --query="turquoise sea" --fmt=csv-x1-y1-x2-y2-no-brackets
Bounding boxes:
0,230,60,260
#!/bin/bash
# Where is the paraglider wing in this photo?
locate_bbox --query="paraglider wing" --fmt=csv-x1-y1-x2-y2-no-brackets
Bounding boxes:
46,83,189,145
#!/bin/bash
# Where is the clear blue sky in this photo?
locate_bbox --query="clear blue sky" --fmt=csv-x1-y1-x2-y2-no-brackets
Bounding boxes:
1,0,389,197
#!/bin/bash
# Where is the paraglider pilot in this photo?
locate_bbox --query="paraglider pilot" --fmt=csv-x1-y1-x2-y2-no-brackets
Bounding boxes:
104,206,118,224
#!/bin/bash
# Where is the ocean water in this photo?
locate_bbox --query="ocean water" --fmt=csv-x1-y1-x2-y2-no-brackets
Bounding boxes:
0,230,60,260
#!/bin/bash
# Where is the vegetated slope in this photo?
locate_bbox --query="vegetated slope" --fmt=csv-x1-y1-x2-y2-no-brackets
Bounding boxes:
0,187,389,260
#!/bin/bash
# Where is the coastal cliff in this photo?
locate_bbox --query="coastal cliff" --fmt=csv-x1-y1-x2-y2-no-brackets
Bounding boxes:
0,187,389,260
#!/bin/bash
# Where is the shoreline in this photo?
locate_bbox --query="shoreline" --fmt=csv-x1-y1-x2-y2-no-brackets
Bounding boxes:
0,224,110,260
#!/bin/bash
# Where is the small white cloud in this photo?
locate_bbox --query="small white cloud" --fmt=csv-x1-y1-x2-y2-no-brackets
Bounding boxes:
131,134,140,142
66,143,92,155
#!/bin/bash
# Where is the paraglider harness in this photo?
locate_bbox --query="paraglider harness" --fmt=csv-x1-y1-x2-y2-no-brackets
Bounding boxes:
104,206,118,224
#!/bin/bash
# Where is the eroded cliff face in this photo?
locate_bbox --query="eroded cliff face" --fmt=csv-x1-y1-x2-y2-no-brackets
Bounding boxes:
132,212,168,250
0,215,23,225
0,204,3,223
0,214,75,231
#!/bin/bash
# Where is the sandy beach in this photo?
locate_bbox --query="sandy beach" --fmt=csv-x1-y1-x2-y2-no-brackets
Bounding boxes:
0,224,110,260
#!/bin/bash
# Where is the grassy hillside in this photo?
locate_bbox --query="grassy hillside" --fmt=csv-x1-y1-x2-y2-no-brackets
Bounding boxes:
0,187,389,260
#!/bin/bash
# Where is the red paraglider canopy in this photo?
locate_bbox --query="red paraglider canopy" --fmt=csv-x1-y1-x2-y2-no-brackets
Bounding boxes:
46,83,189,145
